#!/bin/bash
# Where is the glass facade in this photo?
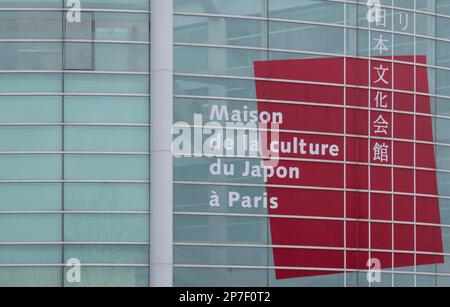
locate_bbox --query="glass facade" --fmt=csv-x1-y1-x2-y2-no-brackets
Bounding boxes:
0,0,150,287
2,0,450,287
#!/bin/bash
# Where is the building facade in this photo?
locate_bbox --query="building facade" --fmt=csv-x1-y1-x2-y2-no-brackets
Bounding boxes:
1,0,450,287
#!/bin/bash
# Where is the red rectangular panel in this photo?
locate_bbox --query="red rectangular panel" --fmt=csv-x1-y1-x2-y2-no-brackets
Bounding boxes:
254,56,443,279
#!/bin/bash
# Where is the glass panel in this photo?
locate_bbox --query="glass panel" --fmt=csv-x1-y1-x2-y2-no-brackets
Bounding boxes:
0,12,61,39
416,12,435,37
269,0,345,24
0,0,61,8
64,244,149,264
437,68,450,97
174,45,266,77
174,215,268,244
0,73,61,93
269,22,345,54
174,15,267,48
64,214,149,242
175,245,268,266
63,267,149,287
0,96,61,123
64,155,148,180
66,12,93,40
437,0,450,16
0,43,62,70
0,184,61,211
95,13,149,41
65,43,93,70
64,74,149,94
76,0,149,10
437,16,450,40
174,183,269,214
175,267,348,287
0,245,61,264
174,75,256,99
64,96,149,123
0,214,61,242
437,276,450,286
0,127,61,150
437,41,450,69
0,268,61,287
64,126,149,152
417,275,437,287
174,0,267,17
0,155,61,180
94,43,149,72
64,183,149,211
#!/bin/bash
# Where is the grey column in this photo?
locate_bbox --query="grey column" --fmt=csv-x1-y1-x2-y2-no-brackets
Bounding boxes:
150,0,174,287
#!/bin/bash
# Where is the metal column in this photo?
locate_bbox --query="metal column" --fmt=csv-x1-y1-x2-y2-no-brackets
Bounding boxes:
150,0,173,287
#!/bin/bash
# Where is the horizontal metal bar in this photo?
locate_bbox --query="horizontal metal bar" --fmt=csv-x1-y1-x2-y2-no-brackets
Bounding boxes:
0,180,150,184
174,242,450,257
0,210,448,229
172,264,450,278
0,8,150,14
0,209,446,230
0,39,150,45
0,122,149,127
0,151,150,156
174,93,450,122
172,150,450,174
1,149,450,173
0,70,150,75
0,262,443,279
0,93,150,97
0,241,148,245
175,0,450,24
0,0,448,22
173,180,450,201
0,39,446,74
0,178,447,202
173,211,450,229
0,240,448,259
174,122,450,149
0,211,149,215
174,72,448,100
0,262,446,279
174,10,450,45
174,42,450,74
0,263,150,268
